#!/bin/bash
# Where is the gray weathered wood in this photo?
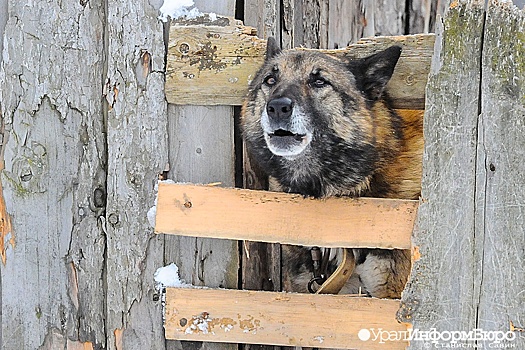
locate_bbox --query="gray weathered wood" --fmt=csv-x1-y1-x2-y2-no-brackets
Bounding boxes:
3,1,525,349
164,103,238,350
0,0,6,58
244,0,280,41
165,104,237,291
399,0,487,348
409,0,432,34
0,1,6,345
365,0,406,38
164,2,239,350
476,2,525,347
327,0,364,48
104,0,168,349
410,0,445,34
280,0,326,49
0,0,107,348
326,0,403,48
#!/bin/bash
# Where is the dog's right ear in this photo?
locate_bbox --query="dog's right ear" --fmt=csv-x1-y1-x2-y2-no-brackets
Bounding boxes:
348,46,402,101
265,37,281,60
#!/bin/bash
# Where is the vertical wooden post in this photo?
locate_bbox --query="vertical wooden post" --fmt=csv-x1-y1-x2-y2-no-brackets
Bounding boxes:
0,0,107,348
401,3,525,348
399,0,486,347
0,1,6,346
164,2,239,350
104,0,168,349
476,2,525,346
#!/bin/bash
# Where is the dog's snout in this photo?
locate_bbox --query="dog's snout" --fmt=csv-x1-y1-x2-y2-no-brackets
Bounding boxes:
267,97,293,120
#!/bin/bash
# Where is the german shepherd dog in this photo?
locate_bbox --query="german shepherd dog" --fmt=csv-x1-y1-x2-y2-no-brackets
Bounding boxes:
241,38,423,298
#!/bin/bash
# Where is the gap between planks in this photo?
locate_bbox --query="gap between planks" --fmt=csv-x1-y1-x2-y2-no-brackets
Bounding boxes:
154,182,417,249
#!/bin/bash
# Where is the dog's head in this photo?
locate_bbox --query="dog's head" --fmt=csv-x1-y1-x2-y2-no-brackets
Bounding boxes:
241,38,402,196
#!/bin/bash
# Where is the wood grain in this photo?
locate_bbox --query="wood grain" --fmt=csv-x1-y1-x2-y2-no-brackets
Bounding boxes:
399,2,486,348
104,0,168,348
164,2,240,350
155,183,417,249
166,15,435,110
164,288,409,349
166,16,265,106
476,2,525,348
0,1,108,348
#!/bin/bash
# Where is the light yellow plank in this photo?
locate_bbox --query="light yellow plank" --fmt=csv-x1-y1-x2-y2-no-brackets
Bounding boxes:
166,16,265,106
164,288,409,349
155,183,417,249
166,15,434,109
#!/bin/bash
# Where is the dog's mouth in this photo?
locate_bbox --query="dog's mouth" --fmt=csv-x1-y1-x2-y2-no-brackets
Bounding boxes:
271,129,306,140
264,129,312,158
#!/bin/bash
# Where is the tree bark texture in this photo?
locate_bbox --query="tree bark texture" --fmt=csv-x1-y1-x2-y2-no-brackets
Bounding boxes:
1,1,108,348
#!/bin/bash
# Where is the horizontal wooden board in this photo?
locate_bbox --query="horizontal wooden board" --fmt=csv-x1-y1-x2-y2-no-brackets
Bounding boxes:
155,183,417,249
166,16,265,106
166,15,434,109
164,288,409,349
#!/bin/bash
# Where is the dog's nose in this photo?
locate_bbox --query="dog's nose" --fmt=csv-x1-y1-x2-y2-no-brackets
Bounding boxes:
267,97,293,120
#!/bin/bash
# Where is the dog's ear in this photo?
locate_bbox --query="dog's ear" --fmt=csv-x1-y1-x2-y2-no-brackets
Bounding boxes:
265,37,281,61
350,46,402,101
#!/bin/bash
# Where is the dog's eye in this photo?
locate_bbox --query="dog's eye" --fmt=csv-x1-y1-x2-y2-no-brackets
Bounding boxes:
264,76,276,86
311,78,328,88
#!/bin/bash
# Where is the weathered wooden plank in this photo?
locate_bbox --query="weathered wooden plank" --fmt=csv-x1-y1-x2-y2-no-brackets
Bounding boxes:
280,0,297,49
164,288,408,349
164,1,239,350
244,0,279,41
326,0,364,48
166,21,434,109
409,0,432,34
476,2,525,347
0,1,107,348
165,17,264,106
280,0,326,49
408,0,447,34
280,0,408,50
155,183,417,249
164,100,238,350
0,0,6,57
104,0,168,349
364,0,406,39
325,0,403,48
194,0,235,15
165,104,238,291
323,34,435,109
399,2,485,349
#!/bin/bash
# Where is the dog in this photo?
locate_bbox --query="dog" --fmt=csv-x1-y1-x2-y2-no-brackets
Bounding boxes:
241,37,423,298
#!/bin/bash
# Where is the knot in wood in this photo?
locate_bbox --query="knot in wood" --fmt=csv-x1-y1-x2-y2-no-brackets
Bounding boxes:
179,43,190,55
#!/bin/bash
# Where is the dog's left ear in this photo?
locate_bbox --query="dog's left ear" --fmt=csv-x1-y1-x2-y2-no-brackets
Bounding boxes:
350,46,402,101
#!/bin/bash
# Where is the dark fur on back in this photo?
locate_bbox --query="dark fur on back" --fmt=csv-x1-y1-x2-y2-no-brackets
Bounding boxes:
241,38,423,298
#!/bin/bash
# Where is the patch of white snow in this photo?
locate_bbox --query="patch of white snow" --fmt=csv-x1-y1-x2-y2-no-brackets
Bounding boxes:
158,0,204,22
154,263,192,289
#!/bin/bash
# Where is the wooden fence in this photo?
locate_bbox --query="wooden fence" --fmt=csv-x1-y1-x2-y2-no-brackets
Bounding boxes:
1,0,524,349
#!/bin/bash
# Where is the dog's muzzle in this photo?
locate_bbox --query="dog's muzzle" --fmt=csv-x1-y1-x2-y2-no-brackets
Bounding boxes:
261,97,312,158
